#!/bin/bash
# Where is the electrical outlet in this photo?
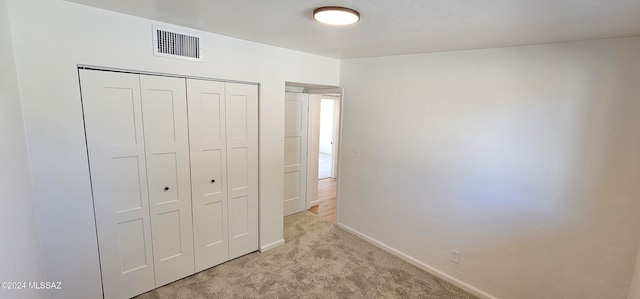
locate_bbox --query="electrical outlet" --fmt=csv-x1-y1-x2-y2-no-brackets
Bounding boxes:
354,147,360,159
450,250,461,264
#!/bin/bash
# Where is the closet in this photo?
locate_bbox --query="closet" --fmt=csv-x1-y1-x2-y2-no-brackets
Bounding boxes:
80,69,258,299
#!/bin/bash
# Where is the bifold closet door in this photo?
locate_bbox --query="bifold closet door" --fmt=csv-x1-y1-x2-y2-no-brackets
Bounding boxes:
187,79,229,271
139,75,195,286
80,70,155,299
83,70,256,297
188,80,259,267
225,83,259,259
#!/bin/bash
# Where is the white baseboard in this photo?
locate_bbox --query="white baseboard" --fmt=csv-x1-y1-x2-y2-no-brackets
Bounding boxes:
260,239,285,252
336,223,498,299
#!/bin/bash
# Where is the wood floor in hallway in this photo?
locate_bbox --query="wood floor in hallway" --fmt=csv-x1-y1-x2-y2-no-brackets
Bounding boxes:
308,178,336,223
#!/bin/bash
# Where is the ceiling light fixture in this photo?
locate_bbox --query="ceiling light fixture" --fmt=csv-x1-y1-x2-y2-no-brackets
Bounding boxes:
313,6,360,25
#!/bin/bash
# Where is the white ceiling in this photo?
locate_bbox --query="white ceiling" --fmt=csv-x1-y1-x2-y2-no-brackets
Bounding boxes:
65,0,640,59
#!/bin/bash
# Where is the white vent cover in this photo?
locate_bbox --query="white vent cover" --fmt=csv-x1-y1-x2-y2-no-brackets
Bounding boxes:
153,26,202,61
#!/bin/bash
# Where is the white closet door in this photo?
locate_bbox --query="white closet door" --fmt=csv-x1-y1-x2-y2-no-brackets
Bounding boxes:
283,92,308,216
140,75,195,286
80,70,155,299
225,83,259,259
187,79,229,271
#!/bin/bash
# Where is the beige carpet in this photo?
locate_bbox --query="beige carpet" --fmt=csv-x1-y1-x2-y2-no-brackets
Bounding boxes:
136,212,476,298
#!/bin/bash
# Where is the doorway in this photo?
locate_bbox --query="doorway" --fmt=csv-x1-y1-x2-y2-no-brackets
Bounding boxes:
310,96,340,223
283,83,341,224
306,94,341,224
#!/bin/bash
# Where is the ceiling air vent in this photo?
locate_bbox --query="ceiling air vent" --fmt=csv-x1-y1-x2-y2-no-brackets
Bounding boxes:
153,26,202,61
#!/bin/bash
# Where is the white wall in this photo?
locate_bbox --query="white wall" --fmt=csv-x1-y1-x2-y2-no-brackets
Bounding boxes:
630,248,640,299
339,37,640,299
319,99,335,154
0,0,44,298
6,0,340,298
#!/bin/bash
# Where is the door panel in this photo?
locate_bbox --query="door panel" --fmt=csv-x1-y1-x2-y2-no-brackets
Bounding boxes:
229,195,249,237
140,75,195,287
203,149,224,195
203,201,225,245
144,89,177,143
149,152,179,205
226,83,259,259
284,172,301,204
229,95,248,138
117,219,148,273
229,147,249,191
284,137,302,167
284,92,308,216
80,70,155,299
187,79,230,271
111,156,144,212
155,210,183,260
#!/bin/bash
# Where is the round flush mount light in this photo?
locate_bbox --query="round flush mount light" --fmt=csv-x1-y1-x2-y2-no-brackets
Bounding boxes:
313,6,360,25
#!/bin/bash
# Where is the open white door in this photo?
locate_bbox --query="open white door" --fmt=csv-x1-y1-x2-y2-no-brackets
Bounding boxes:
284,92,308,216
